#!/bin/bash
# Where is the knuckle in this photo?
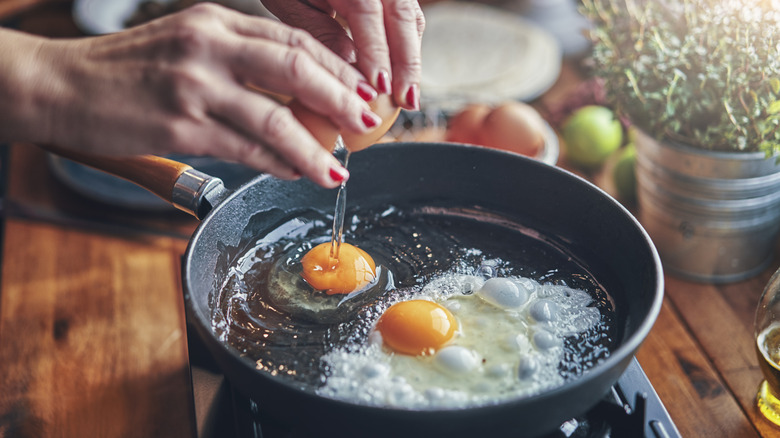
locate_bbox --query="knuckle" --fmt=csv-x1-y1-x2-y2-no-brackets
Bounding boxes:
415,5,426,34
341,94,364,124
286,28,316,50
234,139,261,161
164,4,227,57
161,67,209,113
284,49,315,84
261,105,296,144
187,2,223,15
167,22,211,57
398,56,423,77
385,0,418,24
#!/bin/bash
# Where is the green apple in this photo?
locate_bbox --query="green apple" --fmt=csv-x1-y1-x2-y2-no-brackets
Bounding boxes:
562,106,623,169
612,142,637,202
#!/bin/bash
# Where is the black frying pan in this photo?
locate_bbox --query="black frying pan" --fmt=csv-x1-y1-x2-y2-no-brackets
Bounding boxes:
49,142,663,438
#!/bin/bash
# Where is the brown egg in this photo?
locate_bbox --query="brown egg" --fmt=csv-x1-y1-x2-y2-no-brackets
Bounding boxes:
287,99,340,152
287,94,400,153
479,101,546,157
341,94,401,152
445,103,491,145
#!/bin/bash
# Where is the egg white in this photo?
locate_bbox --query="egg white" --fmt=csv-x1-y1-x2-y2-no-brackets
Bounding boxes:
316,272,602,409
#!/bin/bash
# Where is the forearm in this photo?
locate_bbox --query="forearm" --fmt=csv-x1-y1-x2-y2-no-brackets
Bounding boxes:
0,28,64,145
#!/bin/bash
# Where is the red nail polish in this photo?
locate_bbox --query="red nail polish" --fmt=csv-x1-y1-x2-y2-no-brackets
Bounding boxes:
405,84,419,110
329,166,349,183
357,81,377,102
376,70,391,94
362,110,380,128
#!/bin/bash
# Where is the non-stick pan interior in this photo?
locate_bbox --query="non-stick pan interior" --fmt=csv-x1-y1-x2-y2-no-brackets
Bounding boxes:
183,142,663,438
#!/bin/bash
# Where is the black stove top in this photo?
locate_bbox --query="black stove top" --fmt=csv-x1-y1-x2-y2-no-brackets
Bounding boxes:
188,329,680,438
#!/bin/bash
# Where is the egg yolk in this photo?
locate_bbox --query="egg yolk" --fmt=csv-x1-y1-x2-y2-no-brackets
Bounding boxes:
300,242,376,295
375,300,456,355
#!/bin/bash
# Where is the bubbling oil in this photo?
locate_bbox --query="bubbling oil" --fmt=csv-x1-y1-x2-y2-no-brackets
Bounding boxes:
212,204,617,391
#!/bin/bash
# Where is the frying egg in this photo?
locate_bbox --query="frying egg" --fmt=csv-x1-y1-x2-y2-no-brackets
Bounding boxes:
301,242,377,295
267,239,389,324
375,300,457,355
317,271,603,409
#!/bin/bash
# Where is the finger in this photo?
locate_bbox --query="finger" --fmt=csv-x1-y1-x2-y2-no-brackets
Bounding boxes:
213,10,382,130
206,84,349,188
384,0,425,110
221,36,379,135
328,0,393,95
213,6,365,89
225,139,304,181
165,110,304,181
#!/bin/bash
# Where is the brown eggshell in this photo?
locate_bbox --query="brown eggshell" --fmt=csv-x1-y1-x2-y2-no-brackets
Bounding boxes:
445,103,491,145
340,94,401,152
287,99,340,152
288,94,400,153
479,101,546,157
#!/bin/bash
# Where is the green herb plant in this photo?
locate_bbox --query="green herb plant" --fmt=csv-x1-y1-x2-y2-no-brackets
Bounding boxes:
581,0,780,154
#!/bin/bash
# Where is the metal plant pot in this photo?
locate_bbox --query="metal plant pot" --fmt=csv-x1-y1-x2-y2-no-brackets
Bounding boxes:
635,129,780,283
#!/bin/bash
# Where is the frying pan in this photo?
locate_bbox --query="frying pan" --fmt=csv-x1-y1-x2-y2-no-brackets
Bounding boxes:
49,142,663,438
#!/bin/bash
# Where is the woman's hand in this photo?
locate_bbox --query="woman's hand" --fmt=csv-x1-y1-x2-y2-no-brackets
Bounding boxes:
0,3,385,187
261,0,425,111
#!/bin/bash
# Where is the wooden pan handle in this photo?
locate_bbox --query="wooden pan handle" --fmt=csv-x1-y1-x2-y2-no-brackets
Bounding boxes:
41,144,192,202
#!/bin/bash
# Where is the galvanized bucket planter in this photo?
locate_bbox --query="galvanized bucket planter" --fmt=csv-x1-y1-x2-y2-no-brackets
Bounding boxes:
634,130,780,283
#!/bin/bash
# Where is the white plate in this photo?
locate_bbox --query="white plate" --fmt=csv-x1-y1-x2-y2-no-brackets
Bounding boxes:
420,2,561,112
72,0,271,35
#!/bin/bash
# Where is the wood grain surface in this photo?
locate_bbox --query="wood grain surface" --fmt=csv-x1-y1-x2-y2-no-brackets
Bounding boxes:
0,218,193,438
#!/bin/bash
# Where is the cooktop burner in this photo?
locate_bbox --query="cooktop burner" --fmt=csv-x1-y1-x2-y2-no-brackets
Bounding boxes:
187,328,680,438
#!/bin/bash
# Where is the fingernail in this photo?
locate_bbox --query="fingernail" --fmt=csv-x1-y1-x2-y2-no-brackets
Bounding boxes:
376,70,391,95
357,81,377,102
362,110,381,129
405,84,419,110
329,166,349,183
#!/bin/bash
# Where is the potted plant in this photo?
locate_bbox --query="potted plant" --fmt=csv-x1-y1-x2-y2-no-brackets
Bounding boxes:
580,0,780,283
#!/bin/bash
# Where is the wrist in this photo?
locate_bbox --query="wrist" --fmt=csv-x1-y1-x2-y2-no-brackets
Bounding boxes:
0,29,70,146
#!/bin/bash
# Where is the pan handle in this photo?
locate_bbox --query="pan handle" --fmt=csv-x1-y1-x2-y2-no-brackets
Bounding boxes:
41,144,226,220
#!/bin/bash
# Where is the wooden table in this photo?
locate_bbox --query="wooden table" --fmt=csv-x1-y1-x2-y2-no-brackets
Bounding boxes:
1,2,779,437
